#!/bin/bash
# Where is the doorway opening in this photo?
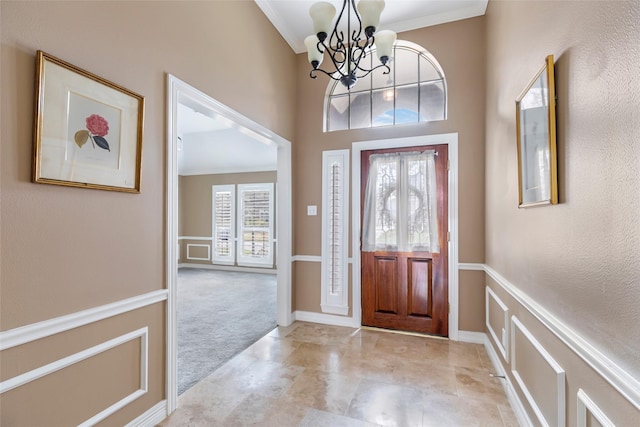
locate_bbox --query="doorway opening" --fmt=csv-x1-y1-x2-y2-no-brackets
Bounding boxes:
166,75,292,412
351,134,459,339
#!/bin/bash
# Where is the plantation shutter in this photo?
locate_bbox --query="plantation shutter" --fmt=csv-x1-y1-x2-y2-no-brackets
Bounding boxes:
237,183,274,267
212,185,235,264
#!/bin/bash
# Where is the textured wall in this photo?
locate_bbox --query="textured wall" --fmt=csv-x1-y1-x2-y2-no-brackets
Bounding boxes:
0,1,295,424
293,16,487,331
485,0,640,381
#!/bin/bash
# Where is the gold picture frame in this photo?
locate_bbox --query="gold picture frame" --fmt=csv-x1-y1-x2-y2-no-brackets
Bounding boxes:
33,51,144,192
516,54,558,207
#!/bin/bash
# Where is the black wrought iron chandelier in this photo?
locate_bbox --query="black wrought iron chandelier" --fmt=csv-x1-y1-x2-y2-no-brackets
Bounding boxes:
305,0,397,89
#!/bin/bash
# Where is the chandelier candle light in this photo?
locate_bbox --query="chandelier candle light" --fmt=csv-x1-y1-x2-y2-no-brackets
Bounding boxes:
305,0,397,89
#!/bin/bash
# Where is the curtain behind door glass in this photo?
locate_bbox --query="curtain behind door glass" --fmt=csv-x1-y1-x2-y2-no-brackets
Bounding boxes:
362,151,439,253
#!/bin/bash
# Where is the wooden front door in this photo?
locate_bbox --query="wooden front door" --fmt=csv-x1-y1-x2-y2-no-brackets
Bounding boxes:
361,144,448,336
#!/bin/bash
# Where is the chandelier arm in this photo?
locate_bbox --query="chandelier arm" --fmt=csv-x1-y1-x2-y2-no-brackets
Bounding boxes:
349,0,363,44
310,67,342,81
320,40,347,79
354,62,391,79
328,0,349,54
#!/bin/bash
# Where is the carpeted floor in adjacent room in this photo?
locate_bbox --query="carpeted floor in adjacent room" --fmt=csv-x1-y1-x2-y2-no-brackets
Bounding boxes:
177,268,277,395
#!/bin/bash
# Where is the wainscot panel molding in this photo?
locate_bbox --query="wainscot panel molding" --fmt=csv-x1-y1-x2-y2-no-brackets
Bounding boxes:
185,243,211,261
577,389,615,427
1,328,149,427
0,290,167,351
486,286,509,361
293,310,360,328
511,315,566,427
125,400,167,427
483,263,640,411
484,334,535,427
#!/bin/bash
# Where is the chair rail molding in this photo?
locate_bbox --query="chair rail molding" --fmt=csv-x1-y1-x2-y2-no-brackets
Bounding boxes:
0,290,167,351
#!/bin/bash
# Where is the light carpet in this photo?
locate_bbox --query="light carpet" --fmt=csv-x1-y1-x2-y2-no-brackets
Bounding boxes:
177,268,277,395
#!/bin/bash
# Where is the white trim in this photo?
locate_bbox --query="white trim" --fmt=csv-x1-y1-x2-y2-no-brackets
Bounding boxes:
0,290,167,351
125,400,167,427
166,74,293,414
178,236,212,241
577,389,615,427
180,165,277,176
458,262,485,271
2,328,148,427
186,243,210,261
292,255,322,262
486,286,509,361
352,133,459,339
321,149,350,316
293,310,361,328
484,263,640,412
178,263,277,275
457,330,486,344
511,315,566,427
484,334,535,427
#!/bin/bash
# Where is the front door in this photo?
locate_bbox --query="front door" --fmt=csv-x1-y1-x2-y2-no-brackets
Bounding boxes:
361,144,448,336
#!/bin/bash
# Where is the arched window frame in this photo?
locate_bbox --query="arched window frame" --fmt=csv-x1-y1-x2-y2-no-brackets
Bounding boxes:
323,40,447,132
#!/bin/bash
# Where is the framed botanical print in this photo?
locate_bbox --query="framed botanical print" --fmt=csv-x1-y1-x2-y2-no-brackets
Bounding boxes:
33,50,144,192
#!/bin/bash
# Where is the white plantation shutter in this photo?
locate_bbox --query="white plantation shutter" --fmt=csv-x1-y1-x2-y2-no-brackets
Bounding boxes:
238,183,274,267
212,185,235,264
321,150,349,315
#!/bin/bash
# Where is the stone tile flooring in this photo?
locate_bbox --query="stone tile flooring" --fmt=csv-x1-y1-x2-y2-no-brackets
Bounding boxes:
159,322,519,426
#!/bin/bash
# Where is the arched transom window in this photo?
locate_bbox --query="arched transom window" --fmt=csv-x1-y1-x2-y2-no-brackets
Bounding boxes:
324,40,447,132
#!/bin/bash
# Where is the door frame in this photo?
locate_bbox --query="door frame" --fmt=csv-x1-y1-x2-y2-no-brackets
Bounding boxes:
351,133,459,339
165,74,293,413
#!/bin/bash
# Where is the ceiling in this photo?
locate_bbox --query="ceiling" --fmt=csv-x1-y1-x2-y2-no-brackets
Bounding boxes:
255,0,488,54
177,1,488,176
177,103,277,176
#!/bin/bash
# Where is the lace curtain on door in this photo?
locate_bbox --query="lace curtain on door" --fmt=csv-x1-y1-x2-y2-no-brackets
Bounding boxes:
362,151,440,253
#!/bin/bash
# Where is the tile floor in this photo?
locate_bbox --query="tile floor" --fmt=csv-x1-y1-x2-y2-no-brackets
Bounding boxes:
159,322,518,427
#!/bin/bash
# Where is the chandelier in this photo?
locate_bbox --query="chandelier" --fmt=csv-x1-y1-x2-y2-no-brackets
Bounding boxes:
305,0,397,89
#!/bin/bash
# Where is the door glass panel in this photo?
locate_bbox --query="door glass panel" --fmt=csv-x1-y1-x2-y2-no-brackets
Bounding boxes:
374,157,398,247
406,157,430,248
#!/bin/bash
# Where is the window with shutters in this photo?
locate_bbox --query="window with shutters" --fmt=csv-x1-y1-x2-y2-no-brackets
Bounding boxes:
321,150,349,315
324,40,447,132
212,185,235,264
237,183,274,267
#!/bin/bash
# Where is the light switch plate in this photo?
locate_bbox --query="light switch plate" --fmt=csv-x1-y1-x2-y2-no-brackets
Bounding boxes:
307,205,317,216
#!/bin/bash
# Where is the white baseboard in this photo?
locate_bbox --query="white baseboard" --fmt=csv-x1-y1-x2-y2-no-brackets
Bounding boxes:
178,263,277,275
293,310,360,328
458,330,486,344
125,400,167,427
484,335,534,427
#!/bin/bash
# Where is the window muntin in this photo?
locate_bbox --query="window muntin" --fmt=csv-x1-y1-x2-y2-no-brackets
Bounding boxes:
325,41,447,132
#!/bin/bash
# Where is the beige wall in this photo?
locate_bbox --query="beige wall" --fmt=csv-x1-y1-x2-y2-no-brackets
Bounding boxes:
179,171,277,266
292,17,487,330
485,0,640,383
0,1,295,425
484,0,640,424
